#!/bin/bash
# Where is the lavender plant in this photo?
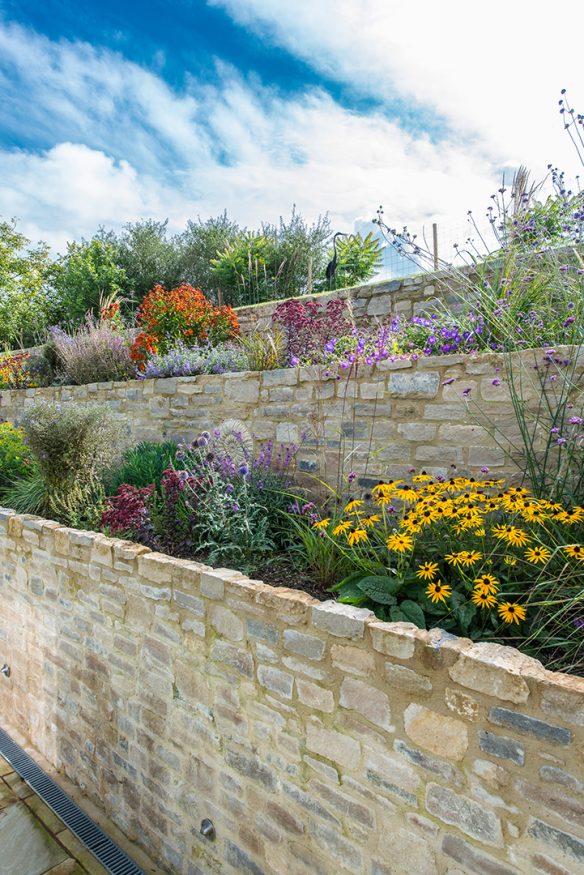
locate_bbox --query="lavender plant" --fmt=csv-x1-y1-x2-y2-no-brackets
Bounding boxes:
138,341,247,379
50,318,136,385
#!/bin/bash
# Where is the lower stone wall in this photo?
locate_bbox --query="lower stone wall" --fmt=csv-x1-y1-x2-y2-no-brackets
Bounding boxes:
1,510,583,875
3,347,579,489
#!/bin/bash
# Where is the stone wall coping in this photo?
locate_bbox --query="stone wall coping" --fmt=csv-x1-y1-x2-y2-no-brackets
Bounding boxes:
1,343,582,403
3,507,584,702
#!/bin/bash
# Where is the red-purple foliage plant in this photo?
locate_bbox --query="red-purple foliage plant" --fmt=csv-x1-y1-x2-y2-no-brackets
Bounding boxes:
272,298,352,363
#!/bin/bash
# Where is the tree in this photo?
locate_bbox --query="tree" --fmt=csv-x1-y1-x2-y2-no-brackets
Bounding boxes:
54,238,128,326
112,219,184,303
177,212,242,300
0,218,58,348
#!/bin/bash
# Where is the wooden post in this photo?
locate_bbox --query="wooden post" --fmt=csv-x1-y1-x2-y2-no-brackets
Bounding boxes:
307,256,313,293
217,288,224,307
432,223,439,271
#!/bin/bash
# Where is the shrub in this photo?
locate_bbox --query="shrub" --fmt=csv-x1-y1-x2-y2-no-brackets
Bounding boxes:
130,283,239,365
272,298,353,363
0,422,35,491
100,484,158,547
22,401,124,526
50,318,136,385
139,342,247,379
53,238,128,326
0,471,45,514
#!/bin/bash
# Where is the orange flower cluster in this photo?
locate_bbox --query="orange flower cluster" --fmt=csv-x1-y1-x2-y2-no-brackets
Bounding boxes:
130,284,239,365
100,301,124,331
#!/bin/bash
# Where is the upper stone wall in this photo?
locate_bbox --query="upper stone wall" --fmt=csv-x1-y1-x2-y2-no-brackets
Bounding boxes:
234,266,472,334
2,348,572,488
1,508,583,875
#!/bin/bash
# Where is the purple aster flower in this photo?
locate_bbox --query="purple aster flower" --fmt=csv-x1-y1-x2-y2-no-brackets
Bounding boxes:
480,466,490,474
550,427,561,434
492,378,501,386
347,470,357,484
569,416,583,425
556,437,567,446
290,355,300,366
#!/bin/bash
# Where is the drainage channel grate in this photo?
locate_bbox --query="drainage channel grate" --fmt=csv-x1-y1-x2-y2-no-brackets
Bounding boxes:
0,726,146,875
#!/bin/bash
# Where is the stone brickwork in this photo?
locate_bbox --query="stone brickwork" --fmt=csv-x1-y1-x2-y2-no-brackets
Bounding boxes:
234,267,471,335
1,511,583,875
3,346,581,489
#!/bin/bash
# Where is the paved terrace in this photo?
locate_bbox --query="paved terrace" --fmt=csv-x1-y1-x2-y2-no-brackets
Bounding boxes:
0,724,164,875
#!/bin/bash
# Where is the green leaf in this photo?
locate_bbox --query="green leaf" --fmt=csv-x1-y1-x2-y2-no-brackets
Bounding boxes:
454,602,477,637
336,580,370,606
399,599,426,629
329,570,367,593
389,606,406,623
356,575,403,604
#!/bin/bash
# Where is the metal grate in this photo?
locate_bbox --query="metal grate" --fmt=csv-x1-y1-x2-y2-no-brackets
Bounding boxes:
0,726,146,875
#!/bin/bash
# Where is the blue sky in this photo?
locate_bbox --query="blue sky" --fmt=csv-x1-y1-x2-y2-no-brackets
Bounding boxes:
0,0,581,252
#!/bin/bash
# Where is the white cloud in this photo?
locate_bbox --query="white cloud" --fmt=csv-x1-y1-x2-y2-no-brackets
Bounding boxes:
2,9,580,257
209,0,583,172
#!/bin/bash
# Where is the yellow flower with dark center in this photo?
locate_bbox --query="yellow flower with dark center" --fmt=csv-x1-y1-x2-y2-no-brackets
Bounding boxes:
473,527,486,537
521,503,550,524
396,486,419,503
564,544,584,560
524,545,551,565
400,518,422,535
416,561,439,581
425,581,452,604
444,551,467,567
361,514,381,528
332,520,352,537
344,499,364,513
492,524,511,540
372,481,402,499
498,602,527,624
563,506,584,524
413,473,434,483
374,493,394,507
417,507,440,526
348,528,368,546
473,573,499,594
386,533,414,553
504,527,531,547
504,556,517,566
460,550,483,567
471,589,498,609
312,518,330,530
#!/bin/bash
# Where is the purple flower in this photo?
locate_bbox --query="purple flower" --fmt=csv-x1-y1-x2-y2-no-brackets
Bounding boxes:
225,483,234,494
573,617,584,631
492,378,501,386
442,377,455,386
231,502,240,512
462,387,472,397
550,427,561,434
238,464,249,476
480,466,490,474
290,355,300,367
559,264,569,272
347,470,357,484
569,416,583,425
556,437,567,446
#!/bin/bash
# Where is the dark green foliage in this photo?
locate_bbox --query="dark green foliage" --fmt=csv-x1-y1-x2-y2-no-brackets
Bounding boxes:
105,440,178,494
53,238,128,326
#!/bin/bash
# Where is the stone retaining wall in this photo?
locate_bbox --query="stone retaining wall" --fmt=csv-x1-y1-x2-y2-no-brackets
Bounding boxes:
1,510,583,875
4,347,579,489
234,267,469,334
